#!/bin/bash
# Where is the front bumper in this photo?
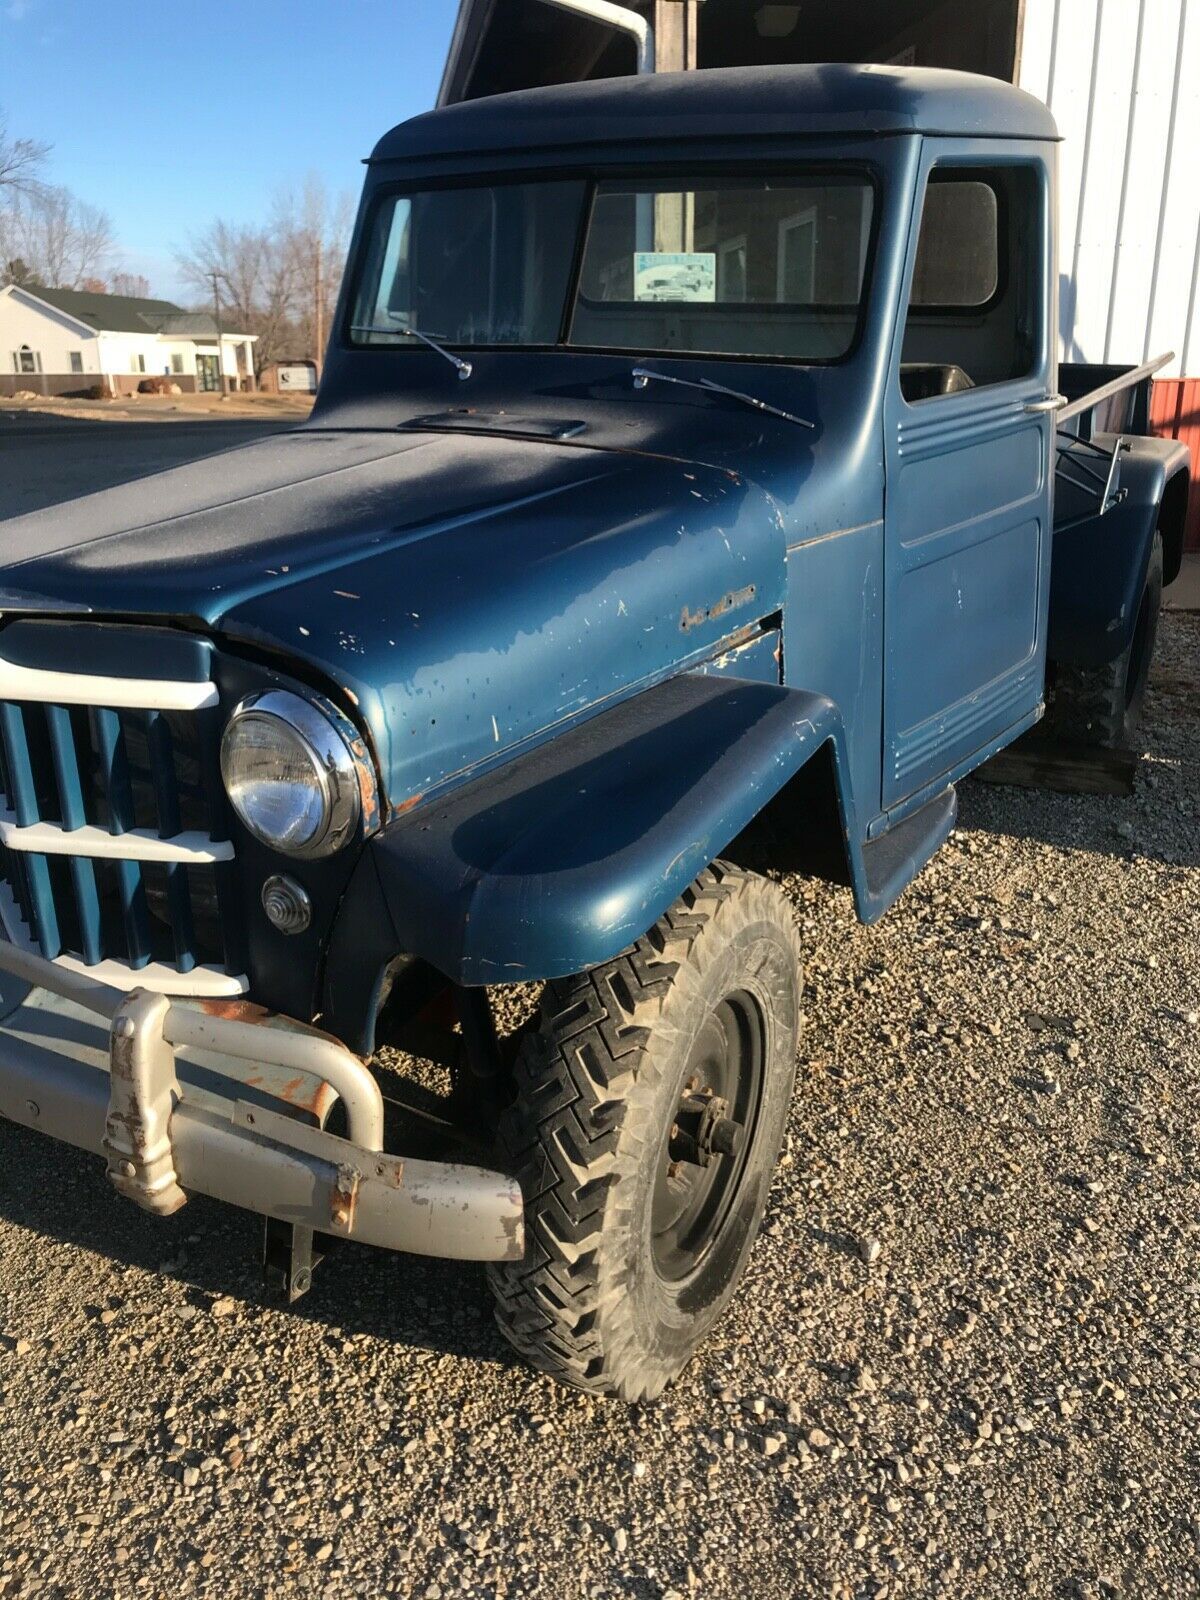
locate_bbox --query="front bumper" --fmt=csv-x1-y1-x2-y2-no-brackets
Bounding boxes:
0,938,523,1263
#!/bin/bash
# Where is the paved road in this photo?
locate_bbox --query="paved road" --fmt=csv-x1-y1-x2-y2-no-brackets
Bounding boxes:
0,417,293,521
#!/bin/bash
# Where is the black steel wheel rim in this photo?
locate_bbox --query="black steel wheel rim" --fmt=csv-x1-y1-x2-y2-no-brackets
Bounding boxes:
650,990,766,1285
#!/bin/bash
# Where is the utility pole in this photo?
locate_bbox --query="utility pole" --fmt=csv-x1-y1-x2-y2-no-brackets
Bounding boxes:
207,270,228,396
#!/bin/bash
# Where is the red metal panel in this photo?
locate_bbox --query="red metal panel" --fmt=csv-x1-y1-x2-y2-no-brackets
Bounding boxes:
1150,379,1200,551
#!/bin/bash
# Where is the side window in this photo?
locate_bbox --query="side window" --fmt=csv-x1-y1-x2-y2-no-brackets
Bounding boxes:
900,164,1041,403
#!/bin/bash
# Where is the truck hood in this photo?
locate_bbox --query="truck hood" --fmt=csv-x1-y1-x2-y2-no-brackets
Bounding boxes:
0,425,787,809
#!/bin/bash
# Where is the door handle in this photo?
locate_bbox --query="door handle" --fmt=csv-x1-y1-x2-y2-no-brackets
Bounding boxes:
1024,394,1067,414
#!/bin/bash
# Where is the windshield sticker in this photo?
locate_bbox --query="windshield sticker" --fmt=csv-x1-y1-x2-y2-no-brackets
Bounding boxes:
634,252,717,303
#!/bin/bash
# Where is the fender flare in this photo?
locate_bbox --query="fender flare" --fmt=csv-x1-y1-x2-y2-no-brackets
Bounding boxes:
359,673,864,988
1049,434,1190,669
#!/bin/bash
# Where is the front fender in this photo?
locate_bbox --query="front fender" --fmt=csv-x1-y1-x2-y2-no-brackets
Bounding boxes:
363,673,857,986
1050,435,1190,668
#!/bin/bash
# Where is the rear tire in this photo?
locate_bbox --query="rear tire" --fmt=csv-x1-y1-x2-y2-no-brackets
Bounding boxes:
487,862,802,1401
1047,531,1163,749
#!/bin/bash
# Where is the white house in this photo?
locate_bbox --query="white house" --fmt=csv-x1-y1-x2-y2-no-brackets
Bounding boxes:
0,283,257,396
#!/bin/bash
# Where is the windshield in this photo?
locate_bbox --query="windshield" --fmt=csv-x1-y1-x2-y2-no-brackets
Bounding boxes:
349,171,875,363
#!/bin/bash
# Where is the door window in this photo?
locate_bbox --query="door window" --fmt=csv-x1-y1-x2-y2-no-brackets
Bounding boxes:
900,165,1041,403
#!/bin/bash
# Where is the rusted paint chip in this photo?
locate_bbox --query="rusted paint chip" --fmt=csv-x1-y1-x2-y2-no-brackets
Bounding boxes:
198,997,274,1025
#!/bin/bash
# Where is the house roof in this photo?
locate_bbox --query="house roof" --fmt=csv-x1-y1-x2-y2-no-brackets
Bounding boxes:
23,284,254,340
29,284,182,333
374,63,1059,165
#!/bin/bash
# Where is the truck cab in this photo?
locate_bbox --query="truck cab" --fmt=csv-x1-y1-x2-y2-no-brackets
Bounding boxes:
0,65,1188,1400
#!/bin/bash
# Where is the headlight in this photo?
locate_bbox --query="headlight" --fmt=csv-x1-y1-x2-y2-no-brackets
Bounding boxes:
220,690,362,858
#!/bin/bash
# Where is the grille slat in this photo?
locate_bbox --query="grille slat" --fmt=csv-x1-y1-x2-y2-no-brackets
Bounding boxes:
93,709,152,970
194,706,246,975
0,645,245,997
45,704,103,966
0,704,61,959
146,712,197,972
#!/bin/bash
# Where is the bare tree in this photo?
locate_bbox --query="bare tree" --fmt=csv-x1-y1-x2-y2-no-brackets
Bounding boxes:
176,218,296,371
1,114,122,294
6,186,116,288
175,176,355,375
275,176,355,373
109,270,152,298
254,232,301,371
0,111,49,198
1,255,40,288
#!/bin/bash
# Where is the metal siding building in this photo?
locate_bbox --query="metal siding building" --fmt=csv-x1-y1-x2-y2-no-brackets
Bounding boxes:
1019,0,1200,381
1020,0,1200,547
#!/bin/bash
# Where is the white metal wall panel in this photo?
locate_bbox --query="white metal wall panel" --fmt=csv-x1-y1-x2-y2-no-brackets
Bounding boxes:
1020,0,1200,377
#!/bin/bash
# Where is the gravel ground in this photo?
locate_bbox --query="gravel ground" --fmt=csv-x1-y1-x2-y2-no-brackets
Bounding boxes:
1,612,1198,1600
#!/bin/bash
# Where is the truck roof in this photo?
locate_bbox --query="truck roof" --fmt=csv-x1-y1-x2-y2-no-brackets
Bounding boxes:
371,63,1059,166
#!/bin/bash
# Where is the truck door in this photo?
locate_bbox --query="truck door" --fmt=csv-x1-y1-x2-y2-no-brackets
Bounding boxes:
882,143,1054,810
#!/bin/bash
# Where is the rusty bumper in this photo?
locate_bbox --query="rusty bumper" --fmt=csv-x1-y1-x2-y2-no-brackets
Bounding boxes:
0,939,524,1263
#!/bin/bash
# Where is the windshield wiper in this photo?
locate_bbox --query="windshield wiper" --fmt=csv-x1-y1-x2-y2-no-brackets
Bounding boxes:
351,320,473,381
631,366,813,430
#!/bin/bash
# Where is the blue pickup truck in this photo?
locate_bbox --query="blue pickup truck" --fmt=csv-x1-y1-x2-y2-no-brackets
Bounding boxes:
0,66,1190,1400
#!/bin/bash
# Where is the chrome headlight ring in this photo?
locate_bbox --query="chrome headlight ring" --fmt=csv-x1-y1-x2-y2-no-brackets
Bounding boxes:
220,689,372,860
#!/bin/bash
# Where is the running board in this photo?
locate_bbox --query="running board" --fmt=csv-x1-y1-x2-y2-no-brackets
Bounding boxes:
860,787,957,917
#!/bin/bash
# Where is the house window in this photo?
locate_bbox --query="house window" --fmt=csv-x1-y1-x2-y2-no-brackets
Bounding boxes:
130,353,147,374
170,353,185,375
13,346,41,374
69,351,84,374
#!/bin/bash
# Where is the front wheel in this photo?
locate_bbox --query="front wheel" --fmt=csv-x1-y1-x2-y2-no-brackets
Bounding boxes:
487,862,802,1401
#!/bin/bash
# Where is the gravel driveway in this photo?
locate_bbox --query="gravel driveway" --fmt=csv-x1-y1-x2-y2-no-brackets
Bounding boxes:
1,613,1197,1600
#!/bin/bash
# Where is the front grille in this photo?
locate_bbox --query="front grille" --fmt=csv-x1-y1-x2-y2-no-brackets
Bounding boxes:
0,663,247,996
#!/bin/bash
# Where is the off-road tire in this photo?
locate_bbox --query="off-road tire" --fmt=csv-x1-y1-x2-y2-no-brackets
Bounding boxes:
1047,531,1163,749
487,862,803,1401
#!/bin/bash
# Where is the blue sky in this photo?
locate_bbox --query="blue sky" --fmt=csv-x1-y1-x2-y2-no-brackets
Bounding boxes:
0,0,457,300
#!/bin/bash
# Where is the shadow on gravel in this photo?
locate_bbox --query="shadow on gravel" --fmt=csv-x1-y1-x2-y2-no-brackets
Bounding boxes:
958,772,1200,870
960,699,1199,870
806,1223,861,1259
959,624,1200,869
0,1119,523,1374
